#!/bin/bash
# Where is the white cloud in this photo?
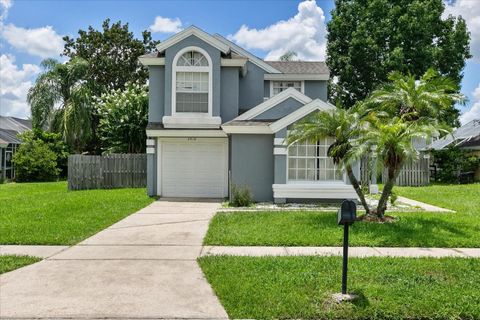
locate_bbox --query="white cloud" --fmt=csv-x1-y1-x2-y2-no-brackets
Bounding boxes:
0,0,12,22
149,16,183,33
444,0,480,61
0,54,40,118
1,23,64,58
229,0,327,61
460,83,480,124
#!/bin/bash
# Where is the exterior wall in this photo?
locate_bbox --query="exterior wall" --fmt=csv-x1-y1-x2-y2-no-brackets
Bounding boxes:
146,140,157,196
230,134,274,202
164,35,222,117
239,61,266,111
264,81,270,99
220,67,240,122
304,80,328,101
148,66,165,123
253,98,304,120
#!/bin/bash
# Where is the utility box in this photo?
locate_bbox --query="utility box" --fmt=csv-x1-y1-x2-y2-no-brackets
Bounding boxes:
337,200,357,225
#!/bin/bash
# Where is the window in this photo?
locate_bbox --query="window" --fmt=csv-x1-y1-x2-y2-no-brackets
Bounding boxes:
287,138,343,182
173,48,211,114
272,81,302,96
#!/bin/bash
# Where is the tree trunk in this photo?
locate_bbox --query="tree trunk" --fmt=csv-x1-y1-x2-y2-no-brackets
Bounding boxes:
345,165,370,215
376,166,400,218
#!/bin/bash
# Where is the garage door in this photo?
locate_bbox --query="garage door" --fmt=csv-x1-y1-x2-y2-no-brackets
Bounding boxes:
160,138,228,198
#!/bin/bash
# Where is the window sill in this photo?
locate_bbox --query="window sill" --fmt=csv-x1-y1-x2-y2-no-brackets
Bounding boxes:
272,183,356,199
162,115,222,129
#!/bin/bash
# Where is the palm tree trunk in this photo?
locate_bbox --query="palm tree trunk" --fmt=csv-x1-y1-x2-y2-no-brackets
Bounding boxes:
376,166,400,218
345,165,370,215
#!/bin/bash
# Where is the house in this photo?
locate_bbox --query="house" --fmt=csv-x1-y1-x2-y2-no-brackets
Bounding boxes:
0,116,32,180
139,26,358,203
429,119,480,181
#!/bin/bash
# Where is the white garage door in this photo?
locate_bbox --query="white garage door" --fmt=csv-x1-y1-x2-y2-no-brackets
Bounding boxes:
160,138,228,198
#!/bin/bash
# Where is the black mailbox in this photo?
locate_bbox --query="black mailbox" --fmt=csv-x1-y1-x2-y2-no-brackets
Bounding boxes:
338,200,357,225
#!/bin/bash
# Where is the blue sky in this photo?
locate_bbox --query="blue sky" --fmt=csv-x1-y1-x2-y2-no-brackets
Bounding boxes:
1,0,479,124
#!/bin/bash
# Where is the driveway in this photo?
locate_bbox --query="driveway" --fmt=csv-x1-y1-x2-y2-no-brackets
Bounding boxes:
0,200,228,319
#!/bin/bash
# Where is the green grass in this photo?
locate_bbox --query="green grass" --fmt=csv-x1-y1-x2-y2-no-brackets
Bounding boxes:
199,256,480,319
0,255,41,274
0,182,154,245
204,184,480,247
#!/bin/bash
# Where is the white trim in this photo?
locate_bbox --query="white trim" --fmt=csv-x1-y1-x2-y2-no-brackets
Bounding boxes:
274,138,286,145
162,116,221,129
146,147,155,154
269,80,305,98
265,74,329,81
221,58,247,67
234,87,312,121
147,129,227,138
213,34,281,74
171,46,213,120
156,139,162,195
273,147,287,155
270,99,335,133
139,57,165,66
221,125,272,134
156,26,230,54
272,183,356,199
146,139,155,146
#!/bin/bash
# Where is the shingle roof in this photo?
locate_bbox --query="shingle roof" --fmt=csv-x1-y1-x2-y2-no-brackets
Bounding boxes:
0,116,32,145
429,119,480,150
264,61,329,74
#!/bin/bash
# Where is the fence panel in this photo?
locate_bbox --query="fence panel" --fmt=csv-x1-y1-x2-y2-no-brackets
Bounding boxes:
382,157,430,187
68,154,147,190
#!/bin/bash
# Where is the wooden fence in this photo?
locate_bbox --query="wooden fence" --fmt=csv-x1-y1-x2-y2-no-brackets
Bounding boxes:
68,154,147,190
382,158,430,187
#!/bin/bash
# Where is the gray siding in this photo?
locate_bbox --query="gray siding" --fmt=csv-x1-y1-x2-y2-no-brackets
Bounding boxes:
239,61,265,111
164,35,222,117
264,80,270,98
147,147,157,196
230,134,274,202
304,80,328,101
253,97,304,120
148,66,165,122
220,67,240,122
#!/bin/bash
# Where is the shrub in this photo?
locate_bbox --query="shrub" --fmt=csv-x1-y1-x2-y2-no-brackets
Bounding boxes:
432,146,480,183
230,185,253,207
389,191,398,206
13,139,60,182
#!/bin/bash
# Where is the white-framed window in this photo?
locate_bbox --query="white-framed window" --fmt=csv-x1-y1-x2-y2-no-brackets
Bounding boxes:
172,46,212,115
271,80,304,97
287,137,343,182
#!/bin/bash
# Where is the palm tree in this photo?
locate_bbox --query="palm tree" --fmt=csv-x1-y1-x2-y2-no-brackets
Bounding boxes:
28,58,92,152
367,68,465,123
287,105,371,215
352,117,438,218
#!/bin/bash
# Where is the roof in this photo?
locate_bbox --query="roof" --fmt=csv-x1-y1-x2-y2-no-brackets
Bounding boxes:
429,119,480,150
156,26,230,54
0,116,32,145
264,61,329,74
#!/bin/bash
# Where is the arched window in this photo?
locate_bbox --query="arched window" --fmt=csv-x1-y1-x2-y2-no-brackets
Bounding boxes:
172,47,212,114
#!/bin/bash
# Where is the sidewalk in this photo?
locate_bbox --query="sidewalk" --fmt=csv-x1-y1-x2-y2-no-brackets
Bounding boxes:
202,246,480,258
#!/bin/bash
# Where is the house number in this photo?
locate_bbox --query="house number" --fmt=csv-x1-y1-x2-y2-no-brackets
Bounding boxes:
187,137,197,141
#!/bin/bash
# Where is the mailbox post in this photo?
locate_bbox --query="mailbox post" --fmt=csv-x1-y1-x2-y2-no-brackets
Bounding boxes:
337,200,357,295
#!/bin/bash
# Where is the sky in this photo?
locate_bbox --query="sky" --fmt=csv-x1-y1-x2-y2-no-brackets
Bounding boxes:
0,0,479,125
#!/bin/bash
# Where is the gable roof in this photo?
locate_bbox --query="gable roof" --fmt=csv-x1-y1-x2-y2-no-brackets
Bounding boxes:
429,119,480,150
156,26,230,54
234,87,312,121
0,116,32,146
265,61,329,74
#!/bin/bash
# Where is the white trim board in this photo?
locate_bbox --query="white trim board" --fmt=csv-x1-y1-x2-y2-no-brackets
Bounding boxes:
156,26,230,54
140,57,246,67
139,57,165,66
273,183,357,199
265,74,329,81
146,129,227,138
221,125,272,134
234,87,312,121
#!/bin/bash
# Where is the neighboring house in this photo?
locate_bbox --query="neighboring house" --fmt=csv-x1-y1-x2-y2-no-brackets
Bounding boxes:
0,116,32,180
429,119,480,181
139,26,358,203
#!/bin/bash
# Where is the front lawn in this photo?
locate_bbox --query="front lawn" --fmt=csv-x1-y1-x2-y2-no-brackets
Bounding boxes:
0,255,41,274
0,182,154,245
204,184,480,247
199,256,480,319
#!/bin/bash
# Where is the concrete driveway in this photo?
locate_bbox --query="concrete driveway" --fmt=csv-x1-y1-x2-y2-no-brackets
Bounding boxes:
0,200,228,319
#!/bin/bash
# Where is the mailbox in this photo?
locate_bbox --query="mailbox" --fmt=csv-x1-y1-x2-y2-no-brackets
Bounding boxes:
337,200,357,225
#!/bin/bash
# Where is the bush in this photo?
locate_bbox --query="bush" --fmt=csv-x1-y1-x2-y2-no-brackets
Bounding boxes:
230,185,253,207
13,139,60,182
432,146,480,183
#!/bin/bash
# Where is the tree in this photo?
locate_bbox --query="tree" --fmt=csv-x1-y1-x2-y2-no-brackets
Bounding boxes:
95,83,148,154
13,134,60,182
326,0,471,126
62,19,159,97
28,58,92,152
279,51,298,61
287,105,371,215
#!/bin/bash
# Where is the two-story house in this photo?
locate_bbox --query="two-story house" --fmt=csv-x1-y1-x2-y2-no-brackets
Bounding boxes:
140,26,357,203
